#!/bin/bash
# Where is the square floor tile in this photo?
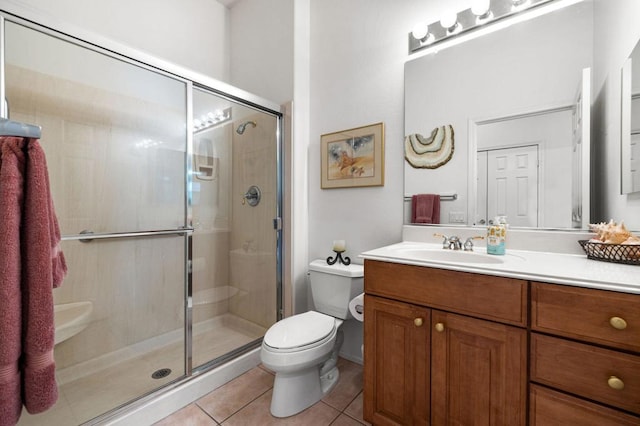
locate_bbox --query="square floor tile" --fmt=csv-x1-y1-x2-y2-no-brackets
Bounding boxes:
197,367,274,422
222,390,341,426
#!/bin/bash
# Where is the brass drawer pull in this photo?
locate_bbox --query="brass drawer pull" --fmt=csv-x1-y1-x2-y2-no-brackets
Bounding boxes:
607,376,625,390
609,316,628,330
414,318,423,327
435,322,445,332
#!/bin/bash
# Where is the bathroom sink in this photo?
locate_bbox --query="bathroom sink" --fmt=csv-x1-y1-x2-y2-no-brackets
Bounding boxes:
396,248,505,264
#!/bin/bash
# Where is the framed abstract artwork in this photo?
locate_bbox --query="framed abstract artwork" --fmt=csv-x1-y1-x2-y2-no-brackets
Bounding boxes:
320,122,385,189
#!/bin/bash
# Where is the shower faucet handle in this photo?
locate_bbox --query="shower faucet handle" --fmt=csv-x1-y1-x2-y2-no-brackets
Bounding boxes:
242,185,261,206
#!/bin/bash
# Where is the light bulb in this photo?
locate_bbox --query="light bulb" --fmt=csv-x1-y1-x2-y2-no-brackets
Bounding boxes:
471,0,491,17
411,23,429,41
440,10,458,30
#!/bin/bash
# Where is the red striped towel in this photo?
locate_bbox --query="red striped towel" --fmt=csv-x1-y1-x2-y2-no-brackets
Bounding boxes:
411,194,441,224
0,137,67,426
0,137,26,426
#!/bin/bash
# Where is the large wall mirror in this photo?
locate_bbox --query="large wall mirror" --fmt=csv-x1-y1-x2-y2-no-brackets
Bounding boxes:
621,39,640,195
404,0,594,229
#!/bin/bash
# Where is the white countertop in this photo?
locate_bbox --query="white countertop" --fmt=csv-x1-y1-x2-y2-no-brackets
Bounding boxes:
360,242,640,294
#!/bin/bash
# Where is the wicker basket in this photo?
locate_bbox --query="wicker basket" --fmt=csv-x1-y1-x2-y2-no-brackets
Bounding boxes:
578,240,640,266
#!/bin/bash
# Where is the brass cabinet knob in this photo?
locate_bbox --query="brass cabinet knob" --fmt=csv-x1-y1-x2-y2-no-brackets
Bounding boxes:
435,322,445,332
414,318,423,327
609,316,628,330
608,376,625,390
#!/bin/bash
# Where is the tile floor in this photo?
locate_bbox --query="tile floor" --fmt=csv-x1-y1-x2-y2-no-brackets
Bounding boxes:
154,358,371,426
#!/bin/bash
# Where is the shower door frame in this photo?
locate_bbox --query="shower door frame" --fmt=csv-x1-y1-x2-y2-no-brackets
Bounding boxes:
0,8,283,423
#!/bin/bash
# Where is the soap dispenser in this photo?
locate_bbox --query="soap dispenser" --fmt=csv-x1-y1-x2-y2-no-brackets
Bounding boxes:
487,216,507,255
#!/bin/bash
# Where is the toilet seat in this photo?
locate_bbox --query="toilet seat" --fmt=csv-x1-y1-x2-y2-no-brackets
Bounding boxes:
263,311,336,352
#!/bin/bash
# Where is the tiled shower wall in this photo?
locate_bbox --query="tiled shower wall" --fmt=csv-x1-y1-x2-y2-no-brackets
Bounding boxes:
230,113,278,330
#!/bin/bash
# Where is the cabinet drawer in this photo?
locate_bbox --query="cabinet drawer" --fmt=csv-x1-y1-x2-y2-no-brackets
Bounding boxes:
364,260,527,326
531,333,640,414
531,282,640,352
530,384,640,426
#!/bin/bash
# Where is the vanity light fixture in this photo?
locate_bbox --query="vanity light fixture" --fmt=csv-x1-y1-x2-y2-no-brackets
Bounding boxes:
440,10,460,33
193,107,232,134
471,0,492,20
409,0,559,55
411,23,432,43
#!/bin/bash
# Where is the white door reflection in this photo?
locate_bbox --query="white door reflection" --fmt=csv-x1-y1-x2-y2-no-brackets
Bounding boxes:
473,108,573,228
477,145,539,227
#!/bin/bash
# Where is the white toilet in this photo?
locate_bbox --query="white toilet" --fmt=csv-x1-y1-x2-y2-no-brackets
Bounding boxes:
260,259,364,418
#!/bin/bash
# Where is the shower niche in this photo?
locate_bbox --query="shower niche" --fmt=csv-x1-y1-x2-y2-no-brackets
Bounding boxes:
2,16,282,426
194,138,217,180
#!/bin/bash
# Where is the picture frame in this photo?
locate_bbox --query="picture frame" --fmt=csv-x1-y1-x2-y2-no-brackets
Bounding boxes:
320,122,385,189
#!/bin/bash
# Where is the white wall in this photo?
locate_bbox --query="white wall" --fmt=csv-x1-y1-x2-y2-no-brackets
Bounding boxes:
228,0,294,104
1,0,230,80
309,0,424,263
307,0,443,361
592,0,640,230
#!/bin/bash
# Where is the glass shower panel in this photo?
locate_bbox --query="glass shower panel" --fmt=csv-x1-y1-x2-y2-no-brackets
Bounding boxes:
46,236,186,425
191,88,278,368
4,22,187,235
4,22,189,424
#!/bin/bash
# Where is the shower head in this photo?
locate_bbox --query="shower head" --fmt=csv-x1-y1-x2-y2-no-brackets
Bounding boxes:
236,120,257,135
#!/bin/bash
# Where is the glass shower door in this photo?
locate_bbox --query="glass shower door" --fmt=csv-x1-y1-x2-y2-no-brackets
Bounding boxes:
191,87,280,369
4,21,189,424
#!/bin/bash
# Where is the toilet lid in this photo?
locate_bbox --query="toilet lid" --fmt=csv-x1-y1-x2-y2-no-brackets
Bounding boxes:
264,311,336,350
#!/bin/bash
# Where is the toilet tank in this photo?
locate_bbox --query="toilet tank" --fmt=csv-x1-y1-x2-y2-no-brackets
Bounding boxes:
309,259,364,319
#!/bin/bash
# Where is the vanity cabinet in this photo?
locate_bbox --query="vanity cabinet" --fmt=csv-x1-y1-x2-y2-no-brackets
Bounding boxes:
363,260,527,426
364,295,430,425
530,282,640,423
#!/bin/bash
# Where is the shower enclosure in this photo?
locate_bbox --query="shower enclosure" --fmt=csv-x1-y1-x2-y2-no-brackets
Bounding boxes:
0,12,282,426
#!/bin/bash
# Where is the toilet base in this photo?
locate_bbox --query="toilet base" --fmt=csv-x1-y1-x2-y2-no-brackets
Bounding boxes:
320,365,340,395
270,366,324,418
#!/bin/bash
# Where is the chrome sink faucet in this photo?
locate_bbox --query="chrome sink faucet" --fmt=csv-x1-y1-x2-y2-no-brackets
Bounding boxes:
434,233,484,251
434,233,462,250
463,236,484,251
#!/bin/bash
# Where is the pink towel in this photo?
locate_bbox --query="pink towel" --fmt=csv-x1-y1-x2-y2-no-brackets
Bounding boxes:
0,137,67,425
0,138,26,426
411,194,441,224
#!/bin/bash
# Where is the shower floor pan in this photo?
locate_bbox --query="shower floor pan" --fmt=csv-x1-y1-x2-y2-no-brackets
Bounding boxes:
18,313,265,426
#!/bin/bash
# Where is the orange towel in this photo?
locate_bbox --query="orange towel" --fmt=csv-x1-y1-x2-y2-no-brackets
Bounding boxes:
0,137,67,425
411,194,441,224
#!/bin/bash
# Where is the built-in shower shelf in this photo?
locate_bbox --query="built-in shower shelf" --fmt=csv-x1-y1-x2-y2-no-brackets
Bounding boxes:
54,301,93,345
193,286,240,305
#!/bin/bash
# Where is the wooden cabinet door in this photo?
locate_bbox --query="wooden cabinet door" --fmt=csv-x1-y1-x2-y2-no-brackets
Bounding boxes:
431,310,527,426
364,295,430,426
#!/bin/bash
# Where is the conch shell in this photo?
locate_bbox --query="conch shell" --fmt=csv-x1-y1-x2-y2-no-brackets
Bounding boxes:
589,220,633,244
587,220,640,261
